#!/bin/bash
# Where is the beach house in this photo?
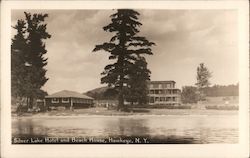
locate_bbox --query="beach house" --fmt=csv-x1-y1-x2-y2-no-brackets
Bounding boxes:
45,90,94,109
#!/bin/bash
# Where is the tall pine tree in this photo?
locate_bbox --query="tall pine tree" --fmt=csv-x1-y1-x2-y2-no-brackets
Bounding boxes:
93,9,154,110
11,20,29,100
24,12,51,108
11,12,51,109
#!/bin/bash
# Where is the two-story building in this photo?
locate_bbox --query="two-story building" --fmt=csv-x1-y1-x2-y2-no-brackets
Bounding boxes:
148,81,181,105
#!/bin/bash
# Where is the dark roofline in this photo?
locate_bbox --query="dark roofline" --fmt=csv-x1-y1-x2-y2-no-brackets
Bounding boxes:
149,80,176,84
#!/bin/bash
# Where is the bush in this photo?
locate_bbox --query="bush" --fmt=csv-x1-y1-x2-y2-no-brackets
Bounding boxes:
16,104,28,113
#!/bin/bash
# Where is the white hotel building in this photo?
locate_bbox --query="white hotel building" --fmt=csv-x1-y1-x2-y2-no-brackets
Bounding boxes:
148,81,181,105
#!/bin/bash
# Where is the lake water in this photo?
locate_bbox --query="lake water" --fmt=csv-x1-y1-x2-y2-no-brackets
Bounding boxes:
12,110,238,144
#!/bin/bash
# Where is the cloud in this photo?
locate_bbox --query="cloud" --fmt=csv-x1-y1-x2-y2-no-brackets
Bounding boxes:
139,10,238,88
11,9,238,93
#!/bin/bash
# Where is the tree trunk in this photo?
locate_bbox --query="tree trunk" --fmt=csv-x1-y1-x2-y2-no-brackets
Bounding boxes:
117,50,125,111
29,96,33,109
118,81,124,111
131,101,134,111
117,22,126,111
26,97,29,108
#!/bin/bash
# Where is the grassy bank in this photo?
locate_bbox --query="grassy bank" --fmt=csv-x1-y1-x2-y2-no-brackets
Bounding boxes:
12,106,238,118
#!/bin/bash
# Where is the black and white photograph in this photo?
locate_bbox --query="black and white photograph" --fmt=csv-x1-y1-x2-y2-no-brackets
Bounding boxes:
1,0,249,158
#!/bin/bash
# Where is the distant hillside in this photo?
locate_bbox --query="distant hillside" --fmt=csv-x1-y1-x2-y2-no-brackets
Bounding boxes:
204,84,239,97
84,86,118,100
86,86,109,94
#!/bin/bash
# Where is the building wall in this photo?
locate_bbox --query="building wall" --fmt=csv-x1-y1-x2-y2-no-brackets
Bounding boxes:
94,100,118,107
72,97,94,108
45,97,93,109
45,98,71,108
148,81,181,105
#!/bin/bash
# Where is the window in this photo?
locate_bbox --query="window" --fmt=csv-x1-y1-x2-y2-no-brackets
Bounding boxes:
52,98,59,103
159,84,162,88
160,97,165,102
150,97,154,103
62,98,69,103
162,84,167,88
166,97,170,101
153,84,159,88
167,84,171,88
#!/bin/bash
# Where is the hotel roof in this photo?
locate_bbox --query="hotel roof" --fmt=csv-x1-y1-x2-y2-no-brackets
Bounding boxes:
45,90,93,99
149,80,176,84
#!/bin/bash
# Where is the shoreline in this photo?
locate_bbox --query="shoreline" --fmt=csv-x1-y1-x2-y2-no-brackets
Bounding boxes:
12,107,238,118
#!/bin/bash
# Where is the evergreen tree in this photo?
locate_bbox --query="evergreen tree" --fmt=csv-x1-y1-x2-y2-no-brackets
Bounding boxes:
125,56,150,105
11,19,28,99
93,9,155,110
11,12,51,109
195,63,212,101
24,12,51,108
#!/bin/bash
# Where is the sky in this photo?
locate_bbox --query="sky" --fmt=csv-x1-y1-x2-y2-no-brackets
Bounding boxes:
11,9,238,94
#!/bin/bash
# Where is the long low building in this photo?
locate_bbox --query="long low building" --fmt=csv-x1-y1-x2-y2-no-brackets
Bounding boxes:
45,90,94,109
148,81,181,105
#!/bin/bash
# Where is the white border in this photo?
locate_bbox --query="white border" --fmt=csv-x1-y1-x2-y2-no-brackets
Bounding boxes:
1,1,249,158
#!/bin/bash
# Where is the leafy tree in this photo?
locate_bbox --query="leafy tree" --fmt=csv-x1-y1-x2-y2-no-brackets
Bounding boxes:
181,86,198,104
103,88,118,100
11,12,51,109
93,9,155,110
195,63,212,101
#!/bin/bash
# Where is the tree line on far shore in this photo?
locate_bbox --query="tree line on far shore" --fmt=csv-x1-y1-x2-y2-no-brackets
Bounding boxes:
181,84,239,104
86,83,239,103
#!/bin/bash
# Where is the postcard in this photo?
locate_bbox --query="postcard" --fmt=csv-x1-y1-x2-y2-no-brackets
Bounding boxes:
1,0,249,158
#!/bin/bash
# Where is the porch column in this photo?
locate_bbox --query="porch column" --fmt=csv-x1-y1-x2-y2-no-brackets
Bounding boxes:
70,98,73,110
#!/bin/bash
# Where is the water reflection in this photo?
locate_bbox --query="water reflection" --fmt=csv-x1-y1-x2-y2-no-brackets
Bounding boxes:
12,113,238,144
13,119,48,137
104,118,150,137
